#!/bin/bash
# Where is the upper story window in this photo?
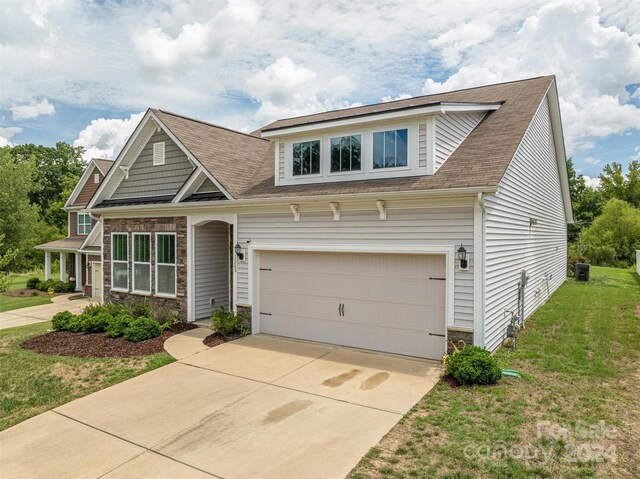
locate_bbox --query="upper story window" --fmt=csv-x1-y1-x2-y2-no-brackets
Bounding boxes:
153,142,165,166
330,135,361,173
373,128,408,169
77,213,92,235
292,140,320,176
94,173,100,183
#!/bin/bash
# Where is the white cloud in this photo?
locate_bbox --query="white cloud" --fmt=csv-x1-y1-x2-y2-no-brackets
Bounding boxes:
423,0,640,155
381,93,412,103
584,157,601,165
11,98,55,120
73,112,144,161
0,127,22,147
132,0,262,74
583,176,601,189
428,21,495,67
247,57,358,125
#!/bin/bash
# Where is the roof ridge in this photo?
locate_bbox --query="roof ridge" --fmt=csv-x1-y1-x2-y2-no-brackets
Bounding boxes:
154,109,271,142
262,75,554,127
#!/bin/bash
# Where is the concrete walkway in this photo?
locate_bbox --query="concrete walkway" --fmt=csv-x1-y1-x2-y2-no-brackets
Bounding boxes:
163,327,211,359
0,335,441,479
0,294,90,330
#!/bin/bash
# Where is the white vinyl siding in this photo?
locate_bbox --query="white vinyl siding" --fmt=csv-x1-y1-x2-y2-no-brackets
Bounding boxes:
133,233,151,294
111,233,128,291
434,112,486,171
419,123,427,168
237,205,475,329
156,233,176,297
483,96,567,352
194,222,230,319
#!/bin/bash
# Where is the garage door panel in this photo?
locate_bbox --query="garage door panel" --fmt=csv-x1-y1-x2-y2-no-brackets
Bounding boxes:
259,251,447,359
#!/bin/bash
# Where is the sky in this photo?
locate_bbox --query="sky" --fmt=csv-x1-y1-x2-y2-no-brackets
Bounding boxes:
0,0,639,188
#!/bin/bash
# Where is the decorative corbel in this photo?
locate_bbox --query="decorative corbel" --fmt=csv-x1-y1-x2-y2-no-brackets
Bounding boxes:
329,202,340,221
119,165,130,179
290,204,300,222
376,200,387,220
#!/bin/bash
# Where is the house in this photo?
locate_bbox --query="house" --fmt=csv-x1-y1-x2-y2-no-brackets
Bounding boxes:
49,75,573,359
35,158,114,298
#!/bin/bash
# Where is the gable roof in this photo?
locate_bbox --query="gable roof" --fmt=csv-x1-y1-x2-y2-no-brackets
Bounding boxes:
92,76,563,208
239,75,557,199
150,109,274,199
65,158,115,209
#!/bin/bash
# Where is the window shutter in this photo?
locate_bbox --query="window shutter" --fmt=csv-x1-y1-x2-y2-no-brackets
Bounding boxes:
153,142,165,166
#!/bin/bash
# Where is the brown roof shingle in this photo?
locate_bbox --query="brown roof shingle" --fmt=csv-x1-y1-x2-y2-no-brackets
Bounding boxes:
35,237,85,251
155,75,555,200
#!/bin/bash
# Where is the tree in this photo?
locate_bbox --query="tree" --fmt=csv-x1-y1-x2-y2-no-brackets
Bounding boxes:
9,142,86,233
581,198,640,267
566,158,604,242
599,161,640,208
0,148,60,271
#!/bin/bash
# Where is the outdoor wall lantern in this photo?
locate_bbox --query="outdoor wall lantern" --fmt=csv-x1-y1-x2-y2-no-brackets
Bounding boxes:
457,243,468,270
234,242,245,261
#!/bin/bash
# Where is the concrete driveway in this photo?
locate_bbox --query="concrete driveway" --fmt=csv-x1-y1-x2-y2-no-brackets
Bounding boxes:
0,335,440,479
0,294,90,330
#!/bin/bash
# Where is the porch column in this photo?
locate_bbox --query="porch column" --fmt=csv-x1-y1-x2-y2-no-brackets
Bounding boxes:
74,253,82,291
59,252,66,282
44,252,51,280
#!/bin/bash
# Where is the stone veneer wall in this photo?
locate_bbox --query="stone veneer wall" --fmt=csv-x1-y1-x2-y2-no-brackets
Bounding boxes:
447,328,474,354
103,217,188,319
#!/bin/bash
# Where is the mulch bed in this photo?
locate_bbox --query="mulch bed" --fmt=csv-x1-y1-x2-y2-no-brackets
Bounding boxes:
3,288,61,298
203,331,245,347
20,322,198,358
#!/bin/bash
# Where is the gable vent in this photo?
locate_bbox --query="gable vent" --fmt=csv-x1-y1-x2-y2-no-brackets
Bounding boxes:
153,142,165,166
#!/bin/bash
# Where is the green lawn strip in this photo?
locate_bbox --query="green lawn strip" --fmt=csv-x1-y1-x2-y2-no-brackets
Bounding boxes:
349,266,640,479
0,295,52,313
0,322,174,431
6,271,48,291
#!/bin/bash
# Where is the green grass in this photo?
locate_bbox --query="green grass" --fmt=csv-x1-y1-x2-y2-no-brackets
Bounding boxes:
350,266,640,479
0,322,175,431
0,271,53,313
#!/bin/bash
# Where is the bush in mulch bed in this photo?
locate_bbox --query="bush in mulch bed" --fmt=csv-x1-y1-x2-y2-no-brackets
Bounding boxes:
203,331,246,348
21,322,197,358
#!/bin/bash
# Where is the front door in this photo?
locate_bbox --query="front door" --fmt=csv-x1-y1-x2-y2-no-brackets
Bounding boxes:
92,262,102,301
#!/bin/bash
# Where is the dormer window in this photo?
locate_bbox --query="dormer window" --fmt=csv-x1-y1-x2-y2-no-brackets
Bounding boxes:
373,129,408,169
292,140,320,176
153,142,165,166
330,135,362,173
94,173,100,184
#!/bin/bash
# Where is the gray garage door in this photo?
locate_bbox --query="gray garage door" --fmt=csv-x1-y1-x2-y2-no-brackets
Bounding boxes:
258,251,446,359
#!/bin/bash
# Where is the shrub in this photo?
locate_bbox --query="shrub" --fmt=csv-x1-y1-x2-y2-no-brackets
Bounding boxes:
82,303,110,317
52,311,76,331
0,274,10,293
26,277,41,289
81,312,111,333
123,318,162,342
447,346,502,386
35,279,75,293
211,306,249,337
105,313,133,338
104,302,127,318
151,307,178,330
126,299,154,319
66,314,88,333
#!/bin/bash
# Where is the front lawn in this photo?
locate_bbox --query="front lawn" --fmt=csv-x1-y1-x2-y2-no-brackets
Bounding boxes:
0,322,174,431
0,271,52,312
350,266,640,479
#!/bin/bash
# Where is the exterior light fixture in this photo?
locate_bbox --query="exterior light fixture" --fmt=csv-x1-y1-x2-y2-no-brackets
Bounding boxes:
457,244,468,270
234,242,245,261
